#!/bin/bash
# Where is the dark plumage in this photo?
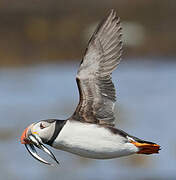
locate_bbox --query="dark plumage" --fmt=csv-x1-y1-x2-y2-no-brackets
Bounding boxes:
72,10,122,126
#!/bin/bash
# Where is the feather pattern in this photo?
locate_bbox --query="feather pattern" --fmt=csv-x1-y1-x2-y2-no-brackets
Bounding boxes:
72,9,123,126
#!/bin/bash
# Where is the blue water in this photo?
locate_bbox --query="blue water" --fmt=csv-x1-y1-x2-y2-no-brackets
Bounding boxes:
0,59,176,180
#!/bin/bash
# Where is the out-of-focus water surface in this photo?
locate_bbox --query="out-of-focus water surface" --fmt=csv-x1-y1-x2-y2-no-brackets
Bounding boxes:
0,59,176,180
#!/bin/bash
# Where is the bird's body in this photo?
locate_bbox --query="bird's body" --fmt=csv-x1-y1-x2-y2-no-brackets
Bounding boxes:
20,9,160,165
52,120,138,159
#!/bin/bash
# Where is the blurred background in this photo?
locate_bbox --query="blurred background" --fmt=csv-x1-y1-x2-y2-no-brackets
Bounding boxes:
0,0,176,180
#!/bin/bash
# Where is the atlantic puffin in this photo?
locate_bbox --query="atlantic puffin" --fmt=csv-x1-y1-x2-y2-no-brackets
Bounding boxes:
20,9,160,165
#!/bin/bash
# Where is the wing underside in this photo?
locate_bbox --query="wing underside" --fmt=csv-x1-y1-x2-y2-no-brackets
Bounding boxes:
72,9,123,127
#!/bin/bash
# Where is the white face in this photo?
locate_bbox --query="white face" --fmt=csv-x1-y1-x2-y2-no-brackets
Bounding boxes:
30,120,56,143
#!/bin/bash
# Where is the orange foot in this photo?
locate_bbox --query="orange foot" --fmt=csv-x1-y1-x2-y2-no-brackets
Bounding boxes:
131,141,161,155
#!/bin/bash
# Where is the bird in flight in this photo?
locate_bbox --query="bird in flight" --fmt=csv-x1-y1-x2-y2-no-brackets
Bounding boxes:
20,9,160,165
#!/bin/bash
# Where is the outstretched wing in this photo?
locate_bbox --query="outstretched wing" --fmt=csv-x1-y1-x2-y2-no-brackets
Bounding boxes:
71,9,122,127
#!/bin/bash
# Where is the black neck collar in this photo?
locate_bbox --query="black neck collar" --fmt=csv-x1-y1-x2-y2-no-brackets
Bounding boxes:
46,120,66,146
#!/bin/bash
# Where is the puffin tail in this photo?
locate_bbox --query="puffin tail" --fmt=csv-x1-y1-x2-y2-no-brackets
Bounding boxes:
130,138,161,155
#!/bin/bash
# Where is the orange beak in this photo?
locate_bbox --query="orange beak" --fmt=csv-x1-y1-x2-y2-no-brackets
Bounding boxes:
20,126,31,144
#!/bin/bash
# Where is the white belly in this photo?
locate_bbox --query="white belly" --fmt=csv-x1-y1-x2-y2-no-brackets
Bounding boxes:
52,120,138,159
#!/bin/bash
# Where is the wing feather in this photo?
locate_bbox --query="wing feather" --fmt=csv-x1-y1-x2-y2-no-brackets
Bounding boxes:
71,9,123,126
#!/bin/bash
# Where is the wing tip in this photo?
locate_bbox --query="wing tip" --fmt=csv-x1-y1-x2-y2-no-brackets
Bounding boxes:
109,9,116,16
108,9,120,22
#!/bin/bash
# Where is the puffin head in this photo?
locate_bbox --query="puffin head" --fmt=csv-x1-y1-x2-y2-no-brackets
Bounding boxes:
20,119,65,165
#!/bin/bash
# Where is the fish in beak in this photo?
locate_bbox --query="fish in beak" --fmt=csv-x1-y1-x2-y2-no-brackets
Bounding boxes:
20,125,59,166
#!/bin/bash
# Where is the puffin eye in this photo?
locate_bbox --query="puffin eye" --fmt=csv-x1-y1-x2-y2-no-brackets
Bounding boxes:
40,123,45,129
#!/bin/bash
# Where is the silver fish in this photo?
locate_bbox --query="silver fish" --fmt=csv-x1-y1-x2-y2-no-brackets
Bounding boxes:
25,134,59,165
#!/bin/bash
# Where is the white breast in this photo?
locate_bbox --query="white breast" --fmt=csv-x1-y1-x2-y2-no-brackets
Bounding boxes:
52,120,138,159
